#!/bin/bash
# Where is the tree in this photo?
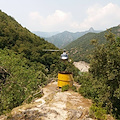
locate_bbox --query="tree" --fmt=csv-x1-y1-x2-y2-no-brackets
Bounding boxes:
89,30,120,118
0,49,47,115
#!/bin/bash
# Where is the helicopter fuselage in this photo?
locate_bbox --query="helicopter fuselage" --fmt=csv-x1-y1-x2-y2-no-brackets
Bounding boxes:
61,52,68,60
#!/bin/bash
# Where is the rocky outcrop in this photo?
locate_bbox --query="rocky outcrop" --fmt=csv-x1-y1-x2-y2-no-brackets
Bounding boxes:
73,61,90,72
2,82,93,120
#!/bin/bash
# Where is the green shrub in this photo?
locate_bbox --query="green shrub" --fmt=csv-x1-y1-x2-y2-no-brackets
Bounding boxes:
62,85,69,92
71,85,77,92
89,103,107,120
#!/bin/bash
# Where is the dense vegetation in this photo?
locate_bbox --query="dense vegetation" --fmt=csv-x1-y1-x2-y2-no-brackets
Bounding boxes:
0,49,46,114
0,10,79,115
77,31,120,119
65,25,120,62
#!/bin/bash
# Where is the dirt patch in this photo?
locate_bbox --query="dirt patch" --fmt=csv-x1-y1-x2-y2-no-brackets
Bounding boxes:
73,61,90,72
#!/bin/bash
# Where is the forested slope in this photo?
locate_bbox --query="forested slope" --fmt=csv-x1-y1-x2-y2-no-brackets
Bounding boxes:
77,31,120,119
0,10,58,65
65,25,120,62
0,10,79,115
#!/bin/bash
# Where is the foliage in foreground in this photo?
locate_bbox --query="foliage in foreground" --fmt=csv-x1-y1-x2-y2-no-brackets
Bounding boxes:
62,85,69,92
61,85,77,92
78,31,120,119
0,49,47,114
0,49,79,115
89,103,107,120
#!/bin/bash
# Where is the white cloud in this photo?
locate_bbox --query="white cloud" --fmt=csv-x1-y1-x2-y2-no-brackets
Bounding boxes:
28,3,120,32
29,10,72,32
79,3,120,30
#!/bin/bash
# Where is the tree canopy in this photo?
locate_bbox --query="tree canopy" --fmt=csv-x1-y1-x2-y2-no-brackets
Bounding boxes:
79,30,120,119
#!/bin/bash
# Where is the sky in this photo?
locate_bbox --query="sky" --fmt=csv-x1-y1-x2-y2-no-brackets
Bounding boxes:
0,0,120,32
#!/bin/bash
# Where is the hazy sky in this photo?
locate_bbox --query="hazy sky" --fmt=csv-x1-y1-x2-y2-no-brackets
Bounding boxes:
0,0,120,32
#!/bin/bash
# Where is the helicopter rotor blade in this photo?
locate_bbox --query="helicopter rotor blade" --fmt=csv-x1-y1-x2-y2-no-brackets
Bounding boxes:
43,49,63,51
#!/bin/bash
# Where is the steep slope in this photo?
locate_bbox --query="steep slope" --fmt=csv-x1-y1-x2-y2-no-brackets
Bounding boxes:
0,10,80,115
45,28,100,48
65,25,120,62
0,10,60,67
0,10,60,115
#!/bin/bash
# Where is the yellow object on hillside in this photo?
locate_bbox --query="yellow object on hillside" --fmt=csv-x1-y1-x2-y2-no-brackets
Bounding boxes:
58,72,74,87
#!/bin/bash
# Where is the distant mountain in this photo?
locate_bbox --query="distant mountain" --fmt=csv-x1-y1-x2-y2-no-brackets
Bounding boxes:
33,31,59,38
65,25,120,62
45,28,101,48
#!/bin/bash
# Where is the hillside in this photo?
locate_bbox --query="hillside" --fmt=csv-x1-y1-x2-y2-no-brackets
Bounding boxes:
0,10,79,115
0,10,58,63
45,27,100,48
65,25,120,62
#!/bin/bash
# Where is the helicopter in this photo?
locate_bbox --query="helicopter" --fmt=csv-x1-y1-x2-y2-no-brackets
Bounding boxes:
60,49,68,60
43,49,68,61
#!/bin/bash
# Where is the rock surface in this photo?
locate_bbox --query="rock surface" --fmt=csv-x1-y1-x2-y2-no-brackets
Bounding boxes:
73,61,90,72
3,82,93,120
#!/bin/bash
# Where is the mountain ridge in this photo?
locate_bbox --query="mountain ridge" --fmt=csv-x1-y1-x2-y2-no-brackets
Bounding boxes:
44,28,101,48
65,25,120,62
